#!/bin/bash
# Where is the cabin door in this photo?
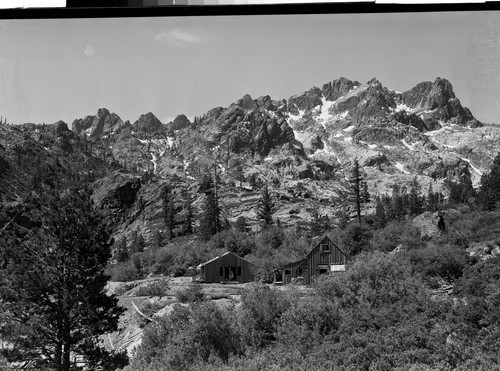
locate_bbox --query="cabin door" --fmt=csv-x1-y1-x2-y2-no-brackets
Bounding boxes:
224,267,237,281
284,269,292,284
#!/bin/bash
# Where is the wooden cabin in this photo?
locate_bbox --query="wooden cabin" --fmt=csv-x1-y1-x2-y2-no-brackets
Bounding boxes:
197,252,254,283
282,236,347,285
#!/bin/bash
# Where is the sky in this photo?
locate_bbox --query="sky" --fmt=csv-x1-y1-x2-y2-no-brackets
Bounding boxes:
0,10,499,126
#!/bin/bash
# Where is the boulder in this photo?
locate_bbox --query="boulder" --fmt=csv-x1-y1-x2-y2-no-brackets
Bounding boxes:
92,171,141,211
363,154,389,167
296,164,314,180
310,135,324,151
466,240,500,260
412,211,445,239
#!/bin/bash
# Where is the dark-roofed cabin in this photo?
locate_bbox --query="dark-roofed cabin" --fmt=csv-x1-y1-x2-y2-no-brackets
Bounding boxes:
282,258,308,285
282,236,347,285
197,252,254,283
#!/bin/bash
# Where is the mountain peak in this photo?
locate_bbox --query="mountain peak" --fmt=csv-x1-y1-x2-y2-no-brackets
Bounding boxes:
72,108,124,137
322,77,359,102
133,112,163,133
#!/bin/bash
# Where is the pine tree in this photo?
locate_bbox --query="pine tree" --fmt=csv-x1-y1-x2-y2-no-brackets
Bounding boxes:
310,207,323,237
426,182,438,211
131,233,145,254
336,202,350,230
383,194,395,222
477,154,500,211
408,177,424,215
199,191,221,241
256,184,275,229
0,187,125,370
199,167,222,241
400,184,409,218
348,159,364,225
374,196,387,229
115,237,129,262
183,188,194,235
235,216,249,233
391,184,405,220
233,163,245,188
162,185,176,240
309,206,330,237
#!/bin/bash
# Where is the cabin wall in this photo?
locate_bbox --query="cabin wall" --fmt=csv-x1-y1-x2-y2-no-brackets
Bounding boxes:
201,254,254,283
282,260,308,284
306,238,346,284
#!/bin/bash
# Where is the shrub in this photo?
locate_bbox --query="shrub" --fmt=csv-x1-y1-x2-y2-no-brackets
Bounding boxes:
127,302,241,370
339,222,373,256
406,244,470,286
312,252,451,370
137,300,169,328
276,296,339,355
107,261,141,282
135,280,170,297
175,283,204,303
238,283,295,348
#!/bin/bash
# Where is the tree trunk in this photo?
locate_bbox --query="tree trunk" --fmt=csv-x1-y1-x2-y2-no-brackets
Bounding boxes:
62,316,71,371
355,184,361,225
54,340,63,371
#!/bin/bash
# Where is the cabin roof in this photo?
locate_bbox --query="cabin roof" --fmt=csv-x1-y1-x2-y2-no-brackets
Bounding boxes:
306,235,346,258
282,258,307,269
281,236,347,268
197,251,254,269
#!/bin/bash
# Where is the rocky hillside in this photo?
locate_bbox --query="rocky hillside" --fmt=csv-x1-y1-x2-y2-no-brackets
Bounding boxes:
1,76,499,245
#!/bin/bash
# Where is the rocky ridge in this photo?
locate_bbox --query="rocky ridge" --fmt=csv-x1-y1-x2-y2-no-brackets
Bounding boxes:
2,76,500,245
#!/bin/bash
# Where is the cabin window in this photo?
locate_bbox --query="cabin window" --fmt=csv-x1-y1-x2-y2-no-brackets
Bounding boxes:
219,267,223,276
319,268,328,275
321,244,330,252
237,267,242,276
297,268,303,276
284,269,291,275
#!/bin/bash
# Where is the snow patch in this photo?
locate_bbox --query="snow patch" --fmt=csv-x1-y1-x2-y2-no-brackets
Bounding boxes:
333,111,349,121
166,136,174,148
394,103,417,113
138,139,148,145
287,105,305,122
343,125,355,132
312,144,342,165
150,152,157,174
316,97,337,129
401,139,416,151
459,157,483,176
441,142,460,149
368,144,377,149
266,109,277,119
394,161,410,174
333,132,343,138
344,137,352,142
